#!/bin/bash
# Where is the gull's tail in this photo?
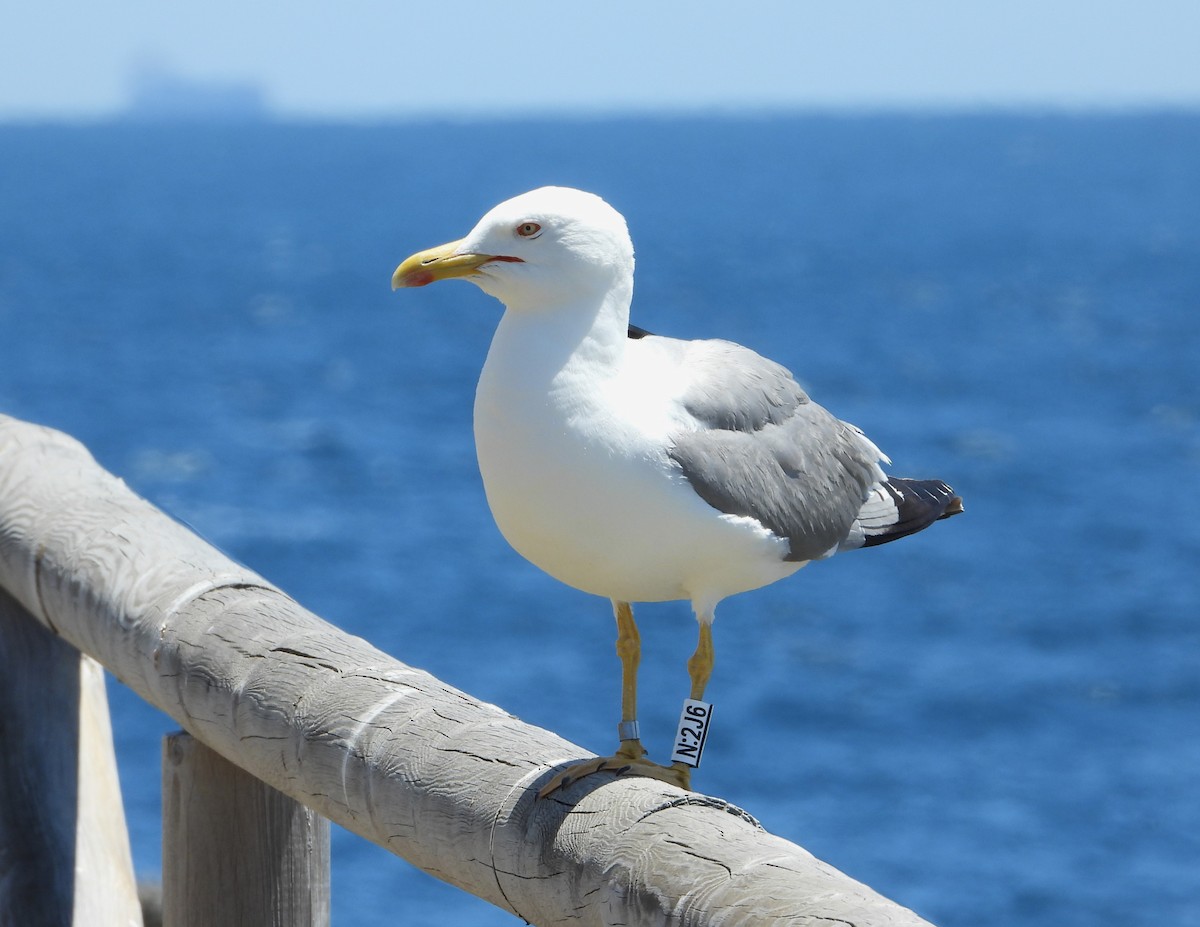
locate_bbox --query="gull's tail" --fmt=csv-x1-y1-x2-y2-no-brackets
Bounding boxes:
839,478,963,552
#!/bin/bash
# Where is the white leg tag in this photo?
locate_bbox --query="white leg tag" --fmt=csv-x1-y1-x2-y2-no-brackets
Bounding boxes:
670,698,713,768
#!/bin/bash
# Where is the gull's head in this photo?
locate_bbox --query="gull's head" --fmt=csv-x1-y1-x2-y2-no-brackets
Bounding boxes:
392,186,634,310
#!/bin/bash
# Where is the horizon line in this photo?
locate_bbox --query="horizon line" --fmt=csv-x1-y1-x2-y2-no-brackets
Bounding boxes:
3,100,1200,127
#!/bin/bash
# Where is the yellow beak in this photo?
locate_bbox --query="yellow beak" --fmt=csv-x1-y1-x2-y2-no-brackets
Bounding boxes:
392,238,500,289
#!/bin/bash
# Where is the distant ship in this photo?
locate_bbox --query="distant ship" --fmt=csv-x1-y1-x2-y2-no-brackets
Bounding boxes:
122,62,269,121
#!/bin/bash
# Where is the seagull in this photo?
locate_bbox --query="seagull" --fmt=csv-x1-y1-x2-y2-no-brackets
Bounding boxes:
392,186,961,794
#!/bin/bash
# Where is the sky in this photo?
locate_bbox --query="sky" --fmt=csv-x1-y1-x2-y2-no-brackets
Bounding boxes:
3,0,1199,119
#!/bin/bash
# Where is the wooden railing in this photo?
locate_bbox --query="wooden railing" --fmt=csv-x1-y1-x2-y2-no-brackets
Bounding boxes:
0,414,934,926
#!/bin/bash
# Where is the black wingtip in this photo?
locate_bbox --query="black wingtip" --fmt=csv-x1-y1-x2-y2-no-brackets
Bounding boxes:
860,478,962,548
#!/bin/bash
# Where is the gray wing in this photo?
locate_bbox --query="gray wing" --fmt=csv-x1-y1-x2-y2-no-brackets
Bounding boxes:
660,337,888,562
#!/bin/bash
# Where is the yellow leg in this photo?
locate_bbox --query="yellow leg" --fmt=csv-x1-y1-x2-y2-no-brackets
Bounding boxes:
666,620,715,788
538,601,692,797
614,601,646,762
686,620,714,701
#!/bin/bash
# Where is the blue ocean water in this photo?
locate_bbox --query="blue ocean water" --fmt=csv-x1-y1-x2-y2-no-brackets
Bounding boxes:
1,114,1197,926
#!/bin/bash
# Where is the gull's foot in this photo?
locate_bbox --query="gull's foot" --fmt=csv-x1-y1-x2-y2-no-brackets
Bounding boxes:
538,754,692,797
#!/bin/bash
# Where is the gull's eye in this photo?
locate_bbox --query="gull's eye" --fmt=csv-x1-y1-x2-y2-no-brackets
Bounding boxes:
516,222,542,238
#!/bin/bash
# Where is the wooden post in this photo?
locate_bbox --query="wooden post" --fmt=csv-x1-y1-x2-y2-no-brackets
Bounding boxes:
0,588,143,927
161,732,330,927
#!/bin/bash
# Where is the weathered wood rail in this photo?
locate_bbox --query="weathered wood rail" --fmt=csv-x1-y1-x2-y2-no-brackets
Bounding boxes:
0,413,935,926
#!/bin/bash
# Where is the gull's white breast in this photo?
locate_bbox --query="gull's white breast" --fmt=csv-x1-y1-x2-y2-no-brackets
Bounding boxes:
473,318,802,610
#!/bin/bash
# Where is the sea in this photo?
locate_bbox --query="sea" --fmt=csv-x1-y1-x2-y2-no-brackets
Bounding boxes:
1,113,1197,926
